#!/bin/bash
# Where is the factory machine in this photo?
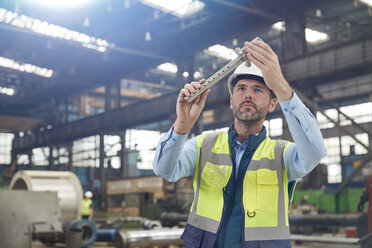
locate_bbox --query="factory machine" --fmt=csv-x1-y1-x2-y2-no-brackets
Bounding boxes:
0,170,97,248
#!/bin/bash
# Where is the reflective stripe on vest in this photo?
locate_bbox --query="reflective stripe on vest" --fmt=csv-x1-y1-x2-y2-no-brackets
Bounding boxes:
187,131,291,241
81,199,92,216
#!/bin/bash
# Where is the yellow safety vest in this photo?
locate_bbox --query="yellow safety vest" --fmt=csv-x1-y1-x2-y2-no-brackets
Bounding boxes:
81,199,93,216
187,131,292,241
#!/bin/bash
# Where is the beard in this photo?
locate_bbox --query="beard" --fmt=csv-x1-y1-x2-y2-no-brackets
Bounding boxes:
232,100,267,125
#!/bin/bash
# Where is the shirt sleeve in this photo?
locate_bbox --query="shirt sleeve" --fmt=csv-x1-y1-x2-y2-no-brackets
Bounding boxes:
152,128,198,182
280,92,327,182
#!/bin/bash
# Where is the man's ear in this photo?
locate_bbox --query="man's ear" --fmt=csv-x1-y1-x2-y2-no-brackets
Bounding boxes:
268,97,277,113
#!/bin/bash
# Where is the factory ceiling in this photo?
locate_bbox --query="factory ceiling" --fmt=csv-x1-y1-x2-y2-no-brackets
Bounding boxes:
0,0,372,133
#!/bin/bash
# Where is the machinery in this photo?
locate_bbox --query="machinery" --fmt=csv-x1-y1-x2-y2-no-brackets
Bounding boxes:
0,170,97,248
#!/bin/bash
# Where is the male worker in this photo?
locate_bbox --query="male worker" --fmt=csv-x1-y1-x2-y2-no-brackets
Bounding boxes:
81,191,94,221
153,39,326,247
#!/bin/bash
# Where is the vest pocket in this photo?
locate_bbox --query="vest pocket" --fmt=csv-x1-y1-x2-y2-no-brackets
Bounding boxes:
243,169,279,227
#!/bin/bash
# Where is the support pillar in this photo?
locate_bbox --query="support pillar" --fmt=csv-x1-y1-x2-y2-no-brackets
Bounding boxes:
281,14,307,60
120,130,129,178
99,134,106,210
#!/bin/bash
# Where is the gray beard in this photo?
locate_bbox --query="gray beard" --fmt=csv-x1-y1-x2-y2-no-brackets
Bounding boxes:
233,107,265,127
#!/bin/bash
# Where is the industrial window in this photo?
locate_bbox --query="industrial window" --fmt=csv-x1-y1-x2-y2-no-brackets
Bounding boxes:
0,133,14,164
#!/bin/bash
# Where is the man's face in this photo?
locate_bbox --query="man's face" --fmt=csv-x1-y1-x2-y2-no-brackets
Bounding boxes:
230,79,277,123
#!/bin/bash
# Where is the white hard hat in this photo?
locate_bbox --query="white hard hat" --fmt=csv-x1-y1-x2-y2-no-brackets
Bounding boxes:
227,62,276,98
85,191,93,198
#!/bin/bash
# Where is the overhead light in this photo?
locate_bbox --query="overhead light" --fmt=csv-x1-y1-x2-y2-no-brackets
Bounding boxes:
305,28,329,44
33,0,92,8
0,86,15,96
156,62,178,74
271,21,285,31
183,71,189,78
0,8,111,53
271,21,329,44
206,44,237,60
358,0,372,7
0,56,53,78
140,0,205,18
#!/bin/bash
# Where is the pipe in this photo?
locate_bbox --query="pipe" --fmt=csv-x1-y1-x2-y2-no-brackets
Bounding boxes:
114,228,184,248
65,227,83,248
9,170,83,220
291,234,359,244
289,214,362,227
63,220,97,247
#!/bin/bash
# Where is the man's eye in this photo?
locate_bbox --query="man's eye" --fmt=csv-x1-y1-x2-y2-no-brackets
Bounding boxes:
255,88,262,92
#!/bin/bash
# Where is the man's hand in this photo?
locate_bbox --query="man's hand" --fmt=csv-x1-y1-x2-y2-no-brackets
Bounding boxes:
244,39,293,101
174,79,210,134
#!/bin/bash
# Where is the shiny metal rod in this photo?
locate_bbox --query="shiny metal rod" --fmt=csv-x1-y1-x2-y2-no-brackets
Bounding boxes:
115,228,184,248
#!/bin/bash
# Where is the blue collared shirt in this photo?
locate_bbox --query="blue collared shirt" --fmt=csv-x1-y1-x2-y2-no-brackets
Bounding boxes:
153,92,327,183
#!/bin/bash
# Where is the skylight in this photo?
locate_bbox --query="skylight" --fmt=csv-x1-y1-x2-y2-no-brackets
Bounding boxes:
0,86,15,96
0,8,111,53
156,62,178,74
206,44,237,60
0,56,53,78
140,0,205,18
271,21,329,44
305,28,329,44
358,0,372,7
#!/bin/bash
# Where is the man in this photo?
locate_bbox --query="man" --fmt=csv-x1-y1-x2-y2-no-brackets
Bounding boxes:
153,39,326,248
81,191,94,221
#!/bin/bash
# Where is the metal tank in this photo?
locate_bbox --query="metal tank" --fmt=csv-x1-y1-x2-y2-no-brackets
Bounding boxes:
9,170,83,220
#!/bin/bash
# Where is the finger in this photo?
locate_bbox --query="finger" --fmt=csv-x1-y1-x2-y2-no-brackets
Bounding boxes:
246,52,265,69
184,83,197,94
190,81,202,90
179,88,191,98
251,39,275,56
246,42,272,62
196,88,210,107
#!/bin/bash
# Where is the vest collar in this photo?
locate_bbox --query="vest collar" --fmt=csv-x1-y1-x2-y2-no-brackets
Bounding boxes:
228,124,267,154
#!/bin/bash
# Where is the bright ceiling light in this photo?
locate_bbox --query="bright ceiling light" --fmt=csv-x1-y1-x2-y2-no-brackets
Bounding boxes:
358,0,372,7
33,0,92,8
206,44,237,60
156,62,178,74
140,0,205,18
0,8,111,53
271,21,329,44
305,28,329,44
0,86,15,96
0,56,53,78
271,21,285,31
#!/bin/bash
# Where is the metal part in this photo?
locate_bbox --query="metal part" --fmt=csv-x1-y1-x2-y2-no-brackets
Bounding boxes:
184,46,249,103
114,228,184,248
0,191,62,248
96,229,119,242
65,227,83,248
289,214,361,227
9,170,83,220
63,220,97,248
291,234,359,244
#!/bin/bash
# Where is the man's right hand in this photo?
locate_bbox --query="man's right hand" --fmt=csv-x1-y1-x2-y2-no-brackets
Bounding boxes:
174,79,210,134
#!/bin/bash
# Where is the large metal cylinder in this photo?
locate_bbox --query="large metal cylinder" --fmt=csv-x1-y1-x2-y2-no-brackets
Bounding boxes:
114,228,184,248
9,170,83,220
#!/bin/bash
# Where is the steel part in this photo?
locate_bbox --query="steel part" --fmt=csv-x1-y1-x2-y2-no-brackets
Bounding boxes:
9,170,83,220
184,44,251,103
0,191,62,248
96,229,119,242
291,234,359,244
63,220,97,248
114,228,184,248
289,214,362,227
160,212,188,227
65,227,83,248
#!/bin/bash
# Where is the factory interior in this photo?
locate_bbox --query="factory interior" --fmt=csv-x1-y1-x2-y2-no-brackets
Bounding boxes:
0,0,372,247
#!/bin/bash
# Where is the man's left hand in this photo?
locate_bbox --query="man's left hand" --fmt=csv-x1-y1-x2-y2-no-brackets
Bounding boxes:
244,39,293,101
